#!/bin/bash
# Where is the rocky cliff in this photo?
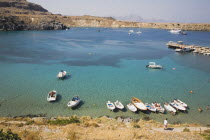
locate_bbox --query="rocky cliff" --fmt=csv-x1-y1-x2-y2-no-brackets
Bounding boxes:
0,0,210,31
0,0,67,31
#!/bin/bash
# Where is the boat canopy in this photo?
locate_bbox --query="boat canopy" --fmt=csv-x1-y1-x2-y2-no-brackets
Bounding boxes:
149,62,156,65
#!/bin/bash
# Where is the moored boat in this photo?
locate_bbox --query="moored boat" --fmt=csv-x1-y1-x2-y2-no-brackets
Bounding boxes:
127,103,137,112
131,97,147,111
170,101,186,111
146,62,163,69
67,96,81,108
47,90,57,102
106,101,115,111
164,103,176,113
170,29,182,34
145,103,157,112
173,99,188,108
152,102,165,113
114,100,124,110
57,70,67,79
136,31,142,34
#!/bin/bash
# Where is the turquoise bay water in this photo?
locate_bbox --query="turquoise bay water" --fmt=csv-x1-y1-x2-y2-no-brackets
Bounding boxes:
0,28,210,125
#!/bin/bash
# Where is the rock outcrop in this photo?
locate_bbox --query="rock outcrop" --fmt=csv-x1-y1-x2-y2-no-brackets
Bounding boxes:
0,0,67,31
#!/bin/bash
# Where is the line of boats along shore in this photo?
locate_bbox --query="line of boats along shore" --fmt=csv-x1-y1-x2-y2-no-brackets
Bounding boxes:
107,97,188,115
47,64,188,114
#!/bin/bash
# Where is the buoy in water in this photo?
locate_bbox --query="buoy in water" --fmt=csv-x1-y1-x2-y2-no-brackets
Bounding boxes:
172,68,176,70
190,90,193,94
198,107,203,112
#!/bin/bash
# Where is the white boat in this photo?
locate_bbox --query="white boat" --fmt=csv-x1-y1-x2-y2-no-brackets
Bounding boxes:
106,101,115,111
114,100,124,110
47,90,57,102
173,99,188,108
67,96,81,108
127,103,137,112
170,29,182,34
146,62,163,69
170,101,186,111
57,70,67,79
152,102,165,113
164,103,176,113
136,31,142,34
175,48,182,52
129,30,134,33
131,97,147,111
145,103,157,112
175,47,193,53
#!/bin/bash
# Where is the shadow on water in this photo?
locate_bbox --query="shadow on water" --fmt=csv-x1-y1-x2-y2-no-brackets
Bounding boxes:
56,94,62,102
121,107,127,112
71,100,84,110
57,75,72,81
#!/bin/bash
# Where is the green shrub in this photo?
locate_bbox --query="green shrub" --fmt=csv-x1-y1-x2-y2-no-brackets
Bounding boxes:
25,120,34,125
48,116,80,125
133,124,140,128
0,129,21,140
183,128,190,132
142,116,151,121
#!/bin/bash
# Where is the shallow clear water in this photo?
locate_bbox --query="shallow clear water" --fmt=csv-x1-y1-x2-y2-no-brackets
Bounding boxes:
0,28,210,125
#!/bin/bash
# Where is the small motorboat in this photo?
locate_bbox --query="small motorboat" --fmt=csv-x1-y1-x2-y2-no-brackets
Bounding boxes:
129,30,134,33
127,103,137,112
107,101,115,111
175,47,193,53
67,96,81,108
145,103,157,112
57,70,67,79
114,100,124,110
47,90,57,102
131,97,147,111
136,31,142,34
164,103,176,113
152,102,165,113
173,99,188,108
146,62,163,69
170,101,186,111
170,29,182,34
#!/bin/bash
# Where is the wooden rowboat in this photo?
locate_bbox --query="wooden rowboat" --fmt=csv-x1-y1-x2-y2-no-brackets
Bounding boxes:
131,97,147,111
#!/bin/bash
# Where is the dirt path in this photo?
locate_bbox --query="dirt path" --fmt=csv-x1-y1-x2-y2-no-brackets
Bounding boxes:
152,127,209,133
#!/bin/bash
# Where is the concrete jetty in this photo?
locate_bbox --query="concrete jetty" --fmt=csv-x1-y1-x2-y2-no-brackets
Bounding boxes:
167,41,210,55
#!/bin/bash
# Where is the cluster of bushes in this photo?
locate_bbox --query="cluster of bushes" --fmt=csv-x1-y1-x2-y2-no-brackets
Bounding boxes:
0,129,21,140
47,116,80,125
201,129,210,140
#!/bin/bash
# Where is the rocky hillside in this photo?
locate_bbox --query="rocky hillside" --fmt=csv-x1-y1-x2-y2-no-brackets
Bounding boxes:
0,0,67,31
0,0,210,31
59,16,210,31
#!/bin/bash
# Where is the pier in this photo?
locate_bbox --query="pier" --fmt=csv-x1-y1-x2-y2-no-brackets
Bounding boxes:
167,41,210,55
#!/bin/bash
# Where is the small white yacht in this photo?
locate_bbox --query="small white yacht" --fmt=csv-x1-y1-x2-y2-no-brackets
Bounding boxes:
57,70,67,79
136,31,142,34
170,29,182,34
175,47,193,53
67,96,81,108
146,62,163,69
